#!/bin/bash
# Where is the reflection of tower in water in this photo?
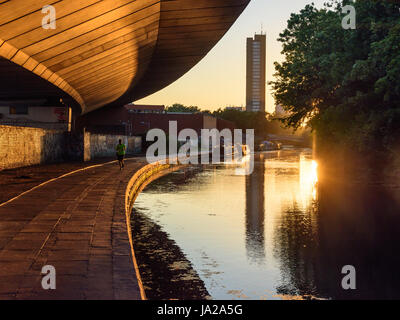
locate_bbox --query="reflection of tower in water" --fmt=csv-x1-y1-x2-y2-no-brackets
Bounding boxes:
245,156,265,264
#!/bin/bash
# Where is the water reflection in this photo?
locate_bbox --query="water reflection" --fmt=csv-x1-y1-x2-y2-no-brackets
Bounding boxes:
312,180,400,299
245,155,265,264
134,148,400,299
273,197,319,298
272,157,400,299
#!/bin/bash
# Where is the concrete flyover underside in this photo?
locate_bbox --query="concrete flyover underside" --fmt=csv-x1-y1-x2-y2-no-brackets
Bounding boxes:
0,0,250,113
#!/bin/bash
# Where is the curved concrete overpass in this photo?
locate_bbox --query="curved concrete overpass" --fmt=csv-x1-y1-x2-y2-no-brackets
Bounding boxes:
0,0,250,114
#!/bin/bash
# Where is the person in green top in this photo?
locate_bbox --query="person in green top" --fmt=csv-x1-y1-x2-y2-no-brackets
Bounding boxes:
116,139,126,170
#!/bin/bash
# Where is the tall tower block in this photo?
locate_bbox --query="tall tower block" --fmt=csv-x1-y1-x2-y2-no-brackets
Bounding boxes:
246,34,266,112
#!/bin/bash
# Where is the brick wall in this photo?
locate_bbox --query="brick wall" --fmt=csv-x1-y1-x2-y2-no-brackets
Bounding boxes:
0,125,65,170
78,105,236,137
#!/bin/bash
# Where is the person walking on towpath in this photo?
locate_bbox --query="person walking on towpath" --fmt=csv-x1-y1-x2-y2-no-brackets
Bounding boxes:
116,139,126,170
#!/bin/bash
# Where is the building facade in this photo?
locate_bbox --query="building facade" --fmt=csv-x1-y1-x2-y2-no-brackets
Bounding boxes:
78,105,237,138
225,106,245,111
0,101,71,131
246,34,266,113
125,104,165,114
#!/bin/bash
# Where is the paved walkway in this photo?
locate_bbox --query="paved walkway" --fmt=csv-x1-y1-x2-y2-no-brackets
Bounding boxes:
0,157,140,204
0,158,147,299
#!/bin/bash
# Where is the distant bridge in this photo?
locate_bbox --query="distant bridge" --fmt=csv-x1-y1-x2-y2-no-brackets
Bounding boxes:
266,134,311,147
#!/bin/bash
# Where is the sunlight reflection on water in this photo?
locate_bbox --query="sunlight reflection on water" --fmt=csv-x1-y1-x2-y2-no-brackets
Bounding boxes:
135,148,319,299
134,148,400,300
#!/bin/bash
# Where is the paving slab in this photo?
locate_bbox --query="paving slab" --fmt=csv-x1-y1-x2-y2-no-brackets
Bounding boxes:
0,158,147,300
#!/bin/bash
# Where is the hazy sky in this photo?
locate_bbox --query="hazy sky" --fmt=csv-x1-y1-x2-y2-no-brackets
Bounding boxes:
136,0,327,113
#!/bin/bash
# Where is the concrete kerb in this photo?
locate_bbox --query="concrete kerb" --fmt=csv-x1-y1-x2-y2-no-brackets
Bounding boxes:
124,157,185,300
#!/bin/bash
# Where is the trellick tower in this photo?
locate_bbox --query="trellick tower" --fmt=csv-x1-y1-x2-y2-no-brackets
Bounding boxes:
246,33,266,112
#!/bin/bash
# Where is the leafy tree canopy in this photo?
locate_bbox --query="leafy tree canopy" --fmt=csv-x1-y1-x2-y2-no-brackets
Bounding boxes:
165,103,201,113
270,0,400,154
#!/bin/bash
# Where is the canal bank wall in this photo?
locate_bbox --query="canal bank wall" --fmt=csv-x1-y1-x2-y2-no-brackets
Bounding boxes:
0,125,141,170
123,158,185,299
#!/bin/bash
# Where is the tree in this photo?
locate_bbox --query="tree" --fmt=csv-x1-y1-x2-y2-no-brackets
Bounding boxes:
166,103,201,113
270,0,400,155
212,108,289,138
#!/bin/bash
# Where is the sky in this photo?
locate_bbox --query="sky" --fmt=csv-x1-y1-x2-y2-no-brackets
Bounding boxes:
136,0,327,113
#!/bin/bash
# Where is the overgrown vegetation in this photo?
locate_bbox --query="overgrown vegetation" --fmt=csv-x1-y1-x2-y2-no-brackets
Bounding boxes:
270,0,400,158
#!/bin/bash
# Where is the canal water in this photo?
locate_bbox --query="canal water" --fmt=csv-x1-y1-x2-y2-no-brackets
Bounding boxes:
133,148,400,300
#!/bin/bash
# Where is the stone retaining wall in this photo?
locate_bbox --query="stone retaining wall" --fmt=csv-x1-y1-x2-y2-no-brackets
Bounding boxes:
0,125,65,170
86,132,141,161
0,125,142,170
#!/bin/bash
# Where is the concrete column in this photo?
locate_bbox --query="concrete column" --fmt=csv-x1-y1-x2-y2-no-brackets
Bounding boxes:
83,128,91,162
